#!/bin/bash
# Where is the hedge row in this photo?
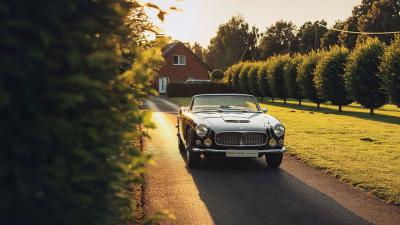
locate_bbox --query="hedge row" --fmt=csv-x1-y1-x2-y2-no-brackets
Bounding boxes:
224,37,400,114
166,81,234,97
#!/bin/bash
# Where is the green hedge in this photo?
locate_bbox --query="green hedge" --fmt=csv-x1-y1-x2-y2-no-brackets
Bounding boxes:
166,81,234,97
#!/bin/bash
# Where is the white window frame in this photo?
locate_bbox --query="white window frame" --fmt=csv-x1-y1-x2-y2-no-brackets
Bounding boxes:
173,55,186,65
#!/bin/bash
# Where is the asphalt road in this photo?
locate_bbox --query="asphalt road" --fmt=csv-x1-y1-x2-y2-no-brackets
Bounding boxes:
143,96,400,225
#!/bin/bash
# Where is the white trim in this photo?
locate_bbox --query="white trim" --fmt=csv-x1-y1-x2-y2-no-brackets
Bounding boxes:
173,55,186,65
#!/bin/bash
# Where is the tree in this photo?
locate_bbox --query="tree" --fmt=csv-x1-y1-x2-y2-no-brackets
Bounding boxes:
358,0,400,44
339,17,359,49
248,63,262,97
205,15,259,70
314,46,352,112
320,21,344,49
239,63,252,93
284,54,304,105
191,42,207,62
297,20,328,53
0,1,165,224
344,38,387,115
257,62,271,99
380,35,400,107
268,55,291,103
259,21,298,59
297,51,325,108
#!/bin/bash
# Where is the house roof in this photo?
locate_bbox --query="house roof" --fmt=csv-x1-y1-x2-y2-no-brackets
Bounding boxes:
162,42,211,71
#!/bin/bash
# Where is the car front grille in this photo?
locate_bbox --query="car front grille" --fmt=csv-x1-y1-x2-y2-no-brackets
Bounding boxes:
215,132,267,146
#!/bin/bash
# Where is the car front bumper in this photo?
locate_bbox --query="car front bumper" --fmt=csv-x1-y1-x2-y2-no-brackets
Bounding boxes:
192,146,286,154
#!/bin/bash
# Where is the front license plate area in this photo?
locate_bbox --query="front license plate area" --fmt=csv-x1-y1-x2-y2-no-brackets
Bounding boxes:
226,150,258,158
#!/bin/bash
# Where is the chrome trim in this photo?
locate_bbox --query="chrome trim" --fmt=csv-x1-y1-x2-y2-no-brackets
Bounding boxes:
192,147,286,154
214,131,268,147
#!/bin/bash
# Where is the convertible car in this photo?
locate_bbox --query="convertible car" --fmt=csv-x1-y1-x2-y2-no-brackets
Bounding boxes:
177,94,286,168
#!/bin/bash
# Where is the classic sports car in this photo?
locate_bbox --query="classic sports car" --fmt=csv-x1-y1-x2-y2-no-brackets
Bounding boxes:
177,94,286,168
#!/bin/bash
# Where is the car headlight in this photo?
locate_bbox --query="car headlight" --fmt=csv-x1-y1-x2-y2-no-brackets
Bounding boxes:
195,124,208,137
273,124,285,137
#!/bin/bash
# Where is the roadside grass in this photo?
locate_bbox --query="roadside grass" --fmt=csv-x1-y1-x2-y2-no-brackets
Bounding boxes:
168,97,400,206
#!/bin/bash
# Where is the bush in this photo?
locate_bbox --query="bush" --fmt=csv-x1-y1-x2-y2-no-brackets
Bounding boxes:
166,81,234,97
0,1,160,225
284,54,303,105
314,46,352,112
231,63,244,92
210,69,224,81
380,35,400,107
257,62,271,99
344,38,386,115
248,63,262,97
297,51,325,108
239,62,252,93
268,55,290,103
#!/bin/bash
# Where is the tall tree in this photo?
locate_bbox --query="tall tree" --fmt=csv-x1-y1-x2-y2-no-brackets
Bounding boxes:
259,21,298,59
239,63,252,93
191,42,207,62
380,35,400,106
314,46,352,112
339,0,379,49
297,20,328,53
205,15,259,70
344,38,387,115
320,21,345,49
248,63,262,97
358,0,400,44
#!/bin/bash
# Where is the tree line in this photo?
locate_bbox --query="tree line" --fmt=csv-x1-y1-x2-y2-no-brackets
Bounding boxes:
191,0,400,70
223,37,400,115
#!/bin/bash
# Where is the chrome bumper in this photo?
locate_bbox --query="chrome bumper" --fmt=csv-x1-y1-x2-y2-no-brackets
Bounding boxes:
192,147,286,154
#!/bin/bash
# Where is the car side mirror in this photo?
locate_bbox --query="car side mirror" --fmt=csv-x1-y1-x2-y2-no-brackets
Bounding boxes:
262,108,268,113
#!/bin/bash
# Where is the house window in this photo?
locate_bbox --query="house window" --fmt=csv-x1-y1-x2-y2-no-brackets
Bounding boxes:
173,55,186,65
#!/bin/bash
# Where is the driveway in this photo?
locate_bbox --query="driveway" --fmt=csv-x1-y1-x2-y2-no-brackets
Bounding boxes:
142,96,400,225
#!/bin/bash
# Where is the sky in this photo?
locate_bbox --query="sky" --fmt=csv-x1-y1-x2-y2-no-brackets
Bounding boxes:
146,0,361,47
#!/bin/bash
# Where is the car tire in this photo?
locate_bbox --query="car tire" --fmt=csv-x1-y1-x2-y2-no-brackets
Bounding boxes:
186,130,200,168
265,153,283,168
178,135,185,152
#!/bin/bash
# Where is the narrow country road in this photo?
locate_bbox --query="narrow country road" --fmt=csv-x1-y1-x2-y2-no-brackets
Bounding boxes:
142,96,400,225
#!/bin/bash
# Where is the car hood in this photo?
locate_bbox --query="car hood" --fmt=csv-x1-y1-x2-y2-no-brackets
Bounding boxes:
195,112,272,132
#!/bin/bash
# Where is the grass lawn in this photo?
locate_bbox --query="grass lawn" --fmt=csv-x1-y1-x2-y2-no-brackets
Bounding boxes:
168,97,400,206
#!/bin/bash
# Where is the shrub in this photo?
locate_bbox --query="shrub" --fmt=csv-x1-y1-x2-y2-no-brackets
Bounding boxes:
284,54,303,105
231,63,244,92
344,38,386,115
166,81,234,97
297,51,325,108
257,62,271,99
210,69,224,81
268,55,290,103
248,63,262,97
239,62,252,93
0,1,160,225
314,46,352,112
380,35,400,107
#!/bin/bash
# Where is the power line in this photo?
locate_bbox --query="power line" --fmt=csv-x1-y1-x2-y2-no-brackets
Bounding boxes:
316,23,400,35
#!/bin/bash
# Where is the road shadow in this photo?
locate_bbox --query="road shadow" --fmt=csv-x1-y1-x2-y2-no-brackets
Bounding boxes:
179,151,371,225
263,100,400,125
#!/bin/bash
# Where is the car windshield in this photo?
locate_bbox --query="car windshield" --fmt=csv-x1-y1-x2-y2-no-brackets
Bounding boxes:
192,95,261,112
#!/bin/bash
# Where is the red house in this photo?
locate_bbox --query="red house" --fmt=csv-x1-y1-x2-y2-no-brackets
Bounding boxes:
155,42,211,93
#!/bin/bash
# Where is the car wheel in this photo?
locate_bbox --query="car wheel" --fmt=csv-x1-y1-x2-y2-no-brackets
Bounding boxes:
265,153,283,168
186,130,200,168
178,135,185,152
